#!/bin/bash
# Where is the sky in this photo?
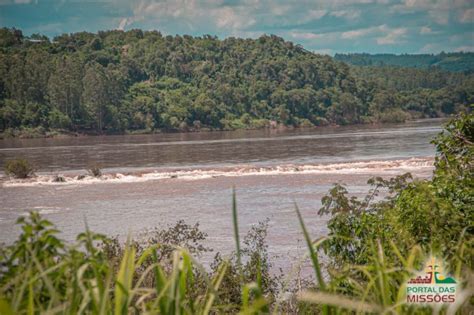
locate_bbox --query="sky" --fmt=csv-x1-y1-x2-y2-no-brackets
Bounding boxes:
0,0,473,55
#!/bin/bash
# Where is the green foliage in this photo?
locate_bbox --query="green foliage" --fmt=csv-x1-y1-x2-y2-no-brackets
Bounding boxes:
376,108,411,123
0,28,472,136
432,111,474,210
0,211,279,314
48,108,72,129
4,158,36,178
314,113,473,312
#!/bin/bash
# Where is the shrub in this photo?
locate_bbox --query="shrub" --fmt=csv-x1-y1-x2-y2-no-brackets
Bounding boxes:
240,113,252,125
87,166,102,177
318,114,473,272
52,174,66,182
4,158,36,178
47,108,72,129
228,118,246,130
377,109,411,123
251,118,270,129
312,117,329,126
298,118,314,128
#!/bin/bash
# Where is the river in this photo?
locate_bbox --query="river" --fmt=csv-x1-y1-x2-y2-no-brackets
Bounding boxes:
0,119,444,271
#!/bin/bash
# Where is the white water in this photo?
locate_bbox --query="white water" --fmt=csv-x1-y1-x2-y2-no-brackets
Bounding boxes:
2,157,434,187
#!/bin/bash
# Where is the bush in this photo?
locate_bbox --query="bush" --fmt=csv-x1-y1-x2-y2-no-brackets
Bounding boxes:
228,118,246,130
251,118,270,129
4,158,36,178
0,212,281,314
297,118,314,128
319,113,473,269
87,166,102,177
48,109,72,129
377,109,411,123
52,174,66,182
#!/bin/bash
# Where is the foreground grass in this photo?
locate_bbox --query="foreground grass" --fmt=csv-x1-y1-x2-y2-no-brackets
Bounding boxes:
0,202,471,314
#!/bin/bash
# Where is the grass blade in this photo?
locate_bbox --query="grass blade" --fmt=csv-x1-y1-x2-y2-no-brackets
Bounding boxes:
294,202,325,290
299,291,382,313
114,238,136,315
232,187,243,280
203,261,228,315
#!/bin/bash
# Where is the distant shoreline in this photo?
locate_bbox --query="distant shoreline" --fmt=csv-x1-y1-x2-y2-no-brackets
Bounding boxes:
0,117,450,140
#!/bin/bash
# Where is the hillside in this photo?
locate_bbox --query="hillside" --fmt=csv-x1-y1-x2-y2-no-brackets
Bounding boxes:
334,52,474,73
0,28,473,136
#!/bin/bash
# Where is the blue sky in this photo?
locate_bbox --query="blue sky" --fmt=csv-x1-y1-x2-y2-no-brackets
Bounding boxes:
0,0,473,55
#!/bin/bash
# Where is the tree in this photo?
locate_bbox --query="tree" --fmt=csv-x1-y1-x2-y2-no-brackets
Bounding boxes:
82,62,109,131
47,55,84,126
0,28,472,135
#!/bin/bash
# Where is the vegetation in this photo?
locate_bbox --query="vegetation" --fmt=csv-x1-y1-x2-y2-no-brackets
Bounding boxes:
4,158,35,178
0,28,472,137
88,166,102,178
0,114,472,313
335,52,474,73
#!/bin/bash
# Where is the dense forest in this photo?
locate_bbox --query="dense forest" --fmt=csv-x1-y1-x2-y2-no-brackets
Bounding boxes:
0,28,473,137
335,52,474,73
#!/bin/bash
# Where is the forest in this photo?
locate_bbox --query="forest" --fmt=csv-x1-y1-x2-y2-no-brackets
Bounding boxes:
0,28,473,137
335,52,474,73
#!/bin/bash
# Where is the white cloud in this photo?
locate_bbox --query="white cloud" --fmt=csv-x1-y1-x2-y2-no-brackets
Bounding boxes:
305,9,328,20
460,8,474,23
420,26,431,34
117,0,257,32
270,4,291,16
449,32,474,43
329,9,361,20
291,24,409,46
107,0,465,54
288,30,340,44
215,7,256,29
393,0,472,25
116,0,398,33
419,43,438,53
290,32,324,40
429,10,449,25
376,26,407,44
118,17,132,31
339,24,409,44
0,0,33,4
341,26,377,39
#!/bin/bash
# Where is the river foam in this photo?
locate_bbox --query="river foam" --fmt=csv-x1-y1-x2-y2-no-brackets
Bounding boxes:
1,157,434,187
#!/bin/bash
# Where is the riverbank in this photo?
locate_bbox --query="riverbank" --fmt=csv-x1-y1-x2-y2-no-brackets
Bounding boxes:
0,116,450,140
0,125,277,139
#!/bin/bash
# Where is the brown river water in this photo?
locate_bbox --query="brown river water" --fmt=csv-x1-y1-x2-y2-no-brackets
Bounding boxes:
0,119,444,271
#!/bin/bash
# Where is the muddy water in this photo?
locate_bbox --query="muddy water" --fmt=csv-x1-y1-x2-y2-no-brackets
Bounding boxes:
0,119,443,271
